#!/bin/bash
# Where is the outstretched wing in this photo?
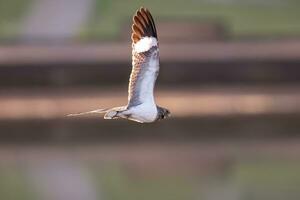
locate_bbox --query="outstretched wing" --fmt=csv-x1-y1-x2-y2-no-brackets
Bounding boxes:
67,108,108,117
127,7,160,108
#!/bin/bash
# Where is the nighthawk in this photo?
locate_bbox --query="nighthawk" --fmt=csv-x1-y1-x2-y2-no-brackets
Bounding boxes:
68,7,170,123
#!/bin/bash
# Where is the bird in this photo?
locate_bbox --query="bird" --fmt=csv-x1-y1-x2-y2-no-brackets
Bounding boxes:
68,7,170,123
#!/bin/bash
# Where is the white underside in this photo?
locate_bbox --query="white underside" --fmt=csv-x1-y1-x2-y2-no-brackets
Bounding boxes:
128,59,158,123
125,102,157,123
124,36,159,123
133,37,158,53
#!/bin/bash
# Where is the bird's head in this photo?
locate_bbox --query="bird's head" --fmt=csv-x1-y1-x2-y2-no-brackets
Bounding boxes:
157,106,171,120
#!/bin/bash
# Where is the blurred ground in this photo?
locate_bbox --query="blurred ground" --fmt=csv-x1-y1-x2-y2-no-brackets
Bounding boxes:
1,86,300,119
0,141,300,200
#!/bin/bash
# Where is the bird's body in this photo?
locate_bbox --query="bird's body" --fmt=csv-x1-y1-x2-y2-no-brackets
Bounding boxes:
105,103,158,123
68,7,170,123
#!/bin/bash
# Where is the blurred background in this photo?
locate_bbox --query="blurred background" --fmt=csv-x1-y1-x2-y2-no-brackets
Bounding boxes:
1,0,300,199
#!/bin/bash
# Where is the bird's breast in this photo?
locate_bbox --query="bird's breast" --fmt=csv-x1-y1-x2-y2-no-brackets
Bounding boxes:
127,103,158,123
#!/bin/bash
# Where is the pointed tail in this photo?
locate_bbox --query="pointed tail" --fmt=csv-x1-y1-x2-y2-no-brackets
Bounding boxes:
67,108,108,117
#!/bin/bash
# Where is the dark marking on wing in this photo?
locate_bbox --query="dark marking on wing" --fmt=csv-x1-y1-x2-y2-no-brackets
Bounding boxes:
131,7,157,43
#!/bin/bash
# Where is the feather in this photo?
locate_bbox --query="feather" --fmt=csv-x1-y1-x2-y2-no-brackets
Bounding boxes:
131,7,157,44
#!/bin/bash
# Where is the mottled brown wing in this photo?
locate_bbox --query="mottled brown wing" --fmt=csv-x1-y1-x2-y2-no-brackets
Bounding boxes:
131,7,157,43
127,7,159,108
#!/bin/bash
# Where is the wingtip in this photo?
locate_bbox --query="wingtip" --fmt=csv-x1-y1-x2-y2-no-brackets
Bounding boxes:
139,6,145,11
131,6,157,44
66,113,82,117
66,108,108,117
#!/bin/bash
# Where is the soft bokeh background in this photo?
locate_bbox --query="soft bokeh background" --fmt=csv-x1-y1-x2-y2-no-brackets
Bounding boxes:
1,0,300,200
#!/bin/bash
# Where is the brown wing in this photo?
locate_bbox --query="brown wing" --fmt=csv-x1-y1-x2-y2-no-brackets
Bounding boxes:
131,7,157,43
127,7,159,107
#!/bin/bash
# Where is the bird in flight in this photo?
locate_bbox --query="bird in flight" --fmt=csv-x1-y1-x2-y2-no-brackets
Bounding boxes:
68,7,170,123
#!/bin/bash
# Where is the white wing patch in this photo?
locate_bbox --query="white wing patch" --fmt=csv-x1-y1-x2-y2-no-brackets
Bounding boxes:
133,37,158,53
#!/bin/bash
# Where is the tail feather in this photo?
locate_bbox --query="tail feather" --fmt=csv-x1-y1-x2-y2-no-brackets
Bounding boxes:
67,108,108,117
104,106,127,119
104,110,119,119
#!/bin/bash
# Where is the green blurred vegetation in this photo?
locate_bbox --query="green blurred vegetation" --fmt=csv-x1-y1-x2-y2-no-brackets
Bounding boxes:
234,161,300,200
91,160,300,200
0,0,31,39
0,166,35,200
1,0,300,40
91,164,197,200
0,160,300,200
81,0,300,40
